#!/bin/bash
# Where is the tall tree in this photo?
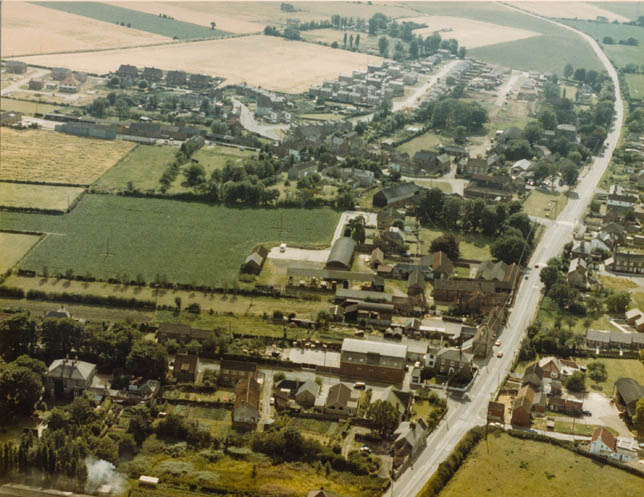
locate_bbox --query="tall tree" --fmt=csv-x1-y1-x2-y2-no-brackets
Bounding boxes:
41,318,83,361
0,313,39,362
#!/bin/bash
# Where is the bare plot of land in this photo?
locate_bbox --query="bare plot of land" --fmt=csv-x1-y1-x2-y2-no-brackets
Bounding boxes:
511,2,629,23
402,16,541,49
17,35,383,93
0,183,85,212
0,129,135,185
0,232,42,274
1,1,169,57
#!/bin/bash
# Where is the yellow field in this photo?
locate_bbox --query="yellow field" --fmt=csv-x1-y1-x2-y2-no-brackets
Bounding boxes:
511,2,629,22
16,35,383,93
1,1,169,57
115,1,418,34
402,16,540,48
0,182,85,212
0,129,135,185
0,232,42,274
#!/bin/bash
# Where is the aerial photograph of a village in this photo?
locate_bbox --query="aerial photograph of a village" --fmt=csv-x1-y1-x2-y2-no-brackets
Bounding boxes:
0,0,643,496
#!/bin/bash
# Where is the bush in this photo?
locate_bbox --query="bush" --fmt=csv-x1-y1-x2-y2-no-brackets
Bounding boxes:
0,287,25,298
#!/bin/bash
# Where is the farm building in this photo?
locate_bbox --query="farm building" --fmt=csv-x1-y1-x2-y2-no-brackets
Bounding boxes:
28,79,43,90
6,60,27,74
50,67,71,81
233,377,261,430
614,377,644,422
157,322,213,344
339,338,407,383
173,353,199,382
55,122,116,140
372,183,423,208
242,245,268,274
326,237,356,270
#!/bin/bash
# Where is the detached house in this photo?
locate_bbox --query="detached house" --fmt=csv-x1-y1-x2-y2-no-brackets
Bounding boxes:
325,383,358,417
219,360,258,386
567,258,587,288
173,353,199,383
393,419,427,471
46,359,96,398
589,427,637,463
511,384,535,427
295,380,320,408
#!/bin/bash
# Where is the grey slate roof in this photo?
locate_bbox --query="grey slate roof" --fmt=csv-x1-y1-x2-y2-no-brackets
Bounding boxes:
327,237,356,268
342,338,407,359
296,379,320,398
47,359,96,381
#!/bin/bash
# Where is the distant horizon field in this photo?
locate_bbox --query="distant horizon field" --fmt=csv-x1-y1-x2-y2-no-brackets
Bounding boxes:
0,182,85,212
0,195,340,285
436,431,644,497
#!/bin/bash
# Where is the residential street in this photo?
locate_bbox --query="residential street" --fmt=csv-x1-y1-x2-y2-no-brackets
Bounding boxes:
232,97,288,141
392,9,625,496
392,59,462,112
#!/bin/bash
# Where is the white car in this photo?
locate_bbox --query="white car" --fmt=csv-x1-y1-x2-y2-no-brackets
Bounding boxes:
279,243,287,253
495,340,501,347
497,351,504,358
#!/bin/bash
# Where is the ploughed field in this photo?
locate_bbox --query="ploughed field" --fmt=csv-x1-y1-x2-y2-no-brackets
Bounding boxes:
0,195,339,285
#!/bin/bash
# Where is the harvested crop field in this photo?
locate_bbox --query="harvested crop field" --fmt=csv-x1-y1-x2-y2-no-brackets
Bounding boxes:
510,2,629,22
0,232,42,274
16,35,383,93
1,1,169,57
0,129,135,185
402,15,540,48
0,195,340,285
0,183,85,212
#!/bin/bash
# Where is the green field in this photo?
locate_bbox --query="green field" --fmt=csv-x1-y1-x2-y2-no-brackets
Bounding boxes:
437,431,644,497
562,19,644,68
0,195,339,285
34,2,228,39
626,73,644,99
0,232,42,274
418,228,491,261
410,2,602,74
186,145,256,177
0,98,72,115
0,182,85,212
95,145,179,192
576,358,644,395
596,3,644,21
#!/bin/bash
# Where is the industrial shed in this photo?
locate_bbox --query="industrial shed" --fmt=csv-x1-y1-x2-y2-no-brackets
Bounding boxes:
326,237,356,270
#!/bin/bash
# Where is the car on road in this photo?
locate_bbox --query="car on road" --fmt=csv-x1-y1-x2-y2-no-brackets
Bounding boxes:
360,445,371,454
497,351,504,358
270,397,275,406
582,410,592,416
524,275,529,280
279,243,286,252
495,340,501,347
354,382,366,389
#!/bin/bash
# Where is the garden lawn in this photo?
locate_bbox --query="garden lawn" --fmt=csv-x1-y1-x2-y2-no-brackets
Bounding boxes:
598,275,637,290
419,228,492,261
95,145,179,192
523,190,568,219
579,358,644,395
437,431,643,497
396,131,443,156
0,194,340,285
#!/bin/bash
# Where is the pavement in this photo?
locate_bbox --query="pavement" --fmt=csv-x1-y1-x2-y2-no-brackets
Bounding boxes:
392,8,625,496
232,97,288,141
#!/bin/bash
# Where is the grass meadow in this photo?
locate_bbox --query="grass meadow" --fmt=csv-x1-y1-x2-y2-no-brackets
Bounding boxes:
397,131,443,156
595,2,644,21
0,98,71,115
562,19,644,68
522,190,568,219
437,431,643,497
0,195,339,285
626,73,644,100
0,182,85,212
34,1,227,39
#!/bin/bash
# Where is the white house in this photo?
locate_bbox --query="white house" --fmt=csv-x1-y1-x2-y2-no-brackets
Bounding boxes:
589,427,637,463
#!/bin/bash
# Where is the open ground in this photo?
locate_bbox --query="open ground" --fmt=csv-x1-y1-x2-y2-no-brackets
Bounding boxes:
0,1,169,57
0,129,135,185
0,195,340,285
403,15,541,49
510,2,630,22
0,183,85,212
437,431,643,497
14,35,383,94
0,232,42,275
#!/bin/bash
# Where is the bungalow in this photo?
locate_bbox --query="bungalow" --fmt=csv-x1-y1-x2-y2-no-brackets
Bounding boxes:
295,379,320,408
566,258,587,288
372,183,423,208
614,377,644,422
233,378,261,430
219,360,258,387
325,383,358,417
173,353,199,383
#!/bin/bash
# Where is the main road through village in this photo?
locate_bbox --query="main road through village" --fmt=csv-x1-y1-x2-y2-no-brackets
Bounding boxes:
394,5,625,496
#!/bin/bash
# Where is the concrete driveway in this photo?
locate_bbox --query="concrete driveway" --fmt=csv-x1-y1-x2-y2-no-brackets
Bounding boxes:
579,391,631,436
268,246,329,263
